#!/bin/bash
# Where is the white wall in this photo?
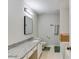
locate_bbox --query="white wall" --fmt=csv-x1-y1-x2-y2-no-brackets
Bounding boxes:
8,0,38,45
60,8,69,34
60,0,69,34
38,13,60,45
32,14,38,37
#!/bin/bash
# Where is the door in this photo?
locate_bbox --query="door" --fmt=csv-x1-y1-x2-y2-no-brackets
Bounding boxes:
47,24,60,45
48,24,55,45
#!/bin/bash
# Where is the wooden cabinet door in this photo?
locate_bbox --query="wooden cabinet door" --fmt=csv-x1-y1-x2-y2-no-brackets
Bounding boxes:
38,43,42,59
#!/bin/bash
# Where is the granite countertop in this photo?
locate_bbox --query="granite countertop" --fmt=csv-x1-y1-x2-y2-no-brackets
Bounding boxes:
8,39,41,59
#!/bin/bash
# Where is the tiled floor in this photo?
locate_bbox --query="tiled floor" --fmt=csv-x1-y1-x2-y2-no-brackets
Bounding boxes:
40,46,63,59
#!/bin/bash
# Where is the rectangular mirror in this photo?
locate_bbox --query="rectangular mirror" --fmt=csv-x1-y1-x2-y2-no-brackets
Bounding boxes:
24,16,33,35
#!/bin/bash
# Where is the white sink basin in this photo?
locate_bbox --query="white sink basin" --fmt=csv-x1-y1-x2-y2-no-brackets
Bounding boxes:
32,40,39,42
8,57,17,59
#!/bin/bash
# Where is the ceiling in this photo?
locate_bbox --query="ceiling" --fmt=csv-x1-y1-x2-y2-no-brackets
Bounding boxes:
25,0,69,14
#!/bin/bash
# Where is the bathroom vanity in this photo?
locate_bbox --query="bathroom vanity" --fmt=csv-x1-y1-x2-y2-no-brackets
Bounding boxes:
8,39,42,59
